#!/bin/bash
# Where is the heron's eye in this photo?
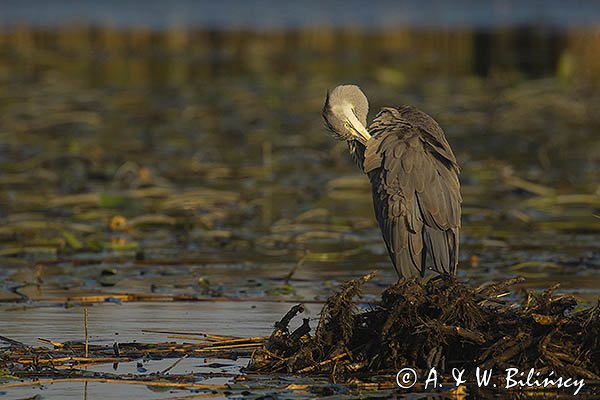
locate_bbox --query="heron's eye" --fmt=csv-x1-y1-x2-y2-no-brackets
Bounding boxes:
344,122,351,131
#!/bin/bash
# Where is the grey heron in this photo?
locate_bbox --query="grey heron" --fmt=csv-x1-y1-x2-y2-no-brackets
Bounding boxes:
322,84,461,278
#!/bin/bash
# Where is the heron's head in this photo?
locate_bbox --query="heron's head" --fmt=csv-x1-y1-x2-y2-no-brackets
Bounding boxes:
322,85,371,144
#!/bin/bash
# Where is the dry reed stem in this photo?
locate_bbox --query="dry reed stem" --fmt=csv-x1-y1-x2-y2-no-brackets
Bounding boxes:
0,378,227,390
167,336,267,344
38,338,65,347
192,343,263,352
30,294,327,304
18,357,127,364
161,354,189,374
84,307,89,357
298,353,348,373
141,330,241,340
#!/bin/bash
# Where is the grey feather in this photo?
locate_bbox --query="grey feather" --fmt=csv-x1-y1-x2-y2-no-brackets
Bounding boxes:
365,106,461,278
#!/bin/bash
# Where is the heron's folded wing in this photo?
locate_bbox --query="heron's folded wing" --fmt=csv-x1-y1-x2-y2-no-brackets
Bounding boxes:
365,132,425,277
414,152,461,274
367,165,423,278
365,109,461,277
397,105,459,170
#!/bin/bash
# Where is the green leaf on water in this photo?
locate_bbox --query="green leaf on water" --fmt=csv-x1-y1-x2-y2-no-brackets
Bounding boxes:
62,231,83,249
101,241,138,251
101,268,117,276
0,368,19,380
99,193,128,208
85,240,103,251
266,284,296,296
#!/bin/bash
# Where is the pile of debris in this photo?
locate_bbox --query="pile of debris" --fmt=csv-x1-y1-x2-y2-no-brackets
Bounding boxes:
248,273,599,385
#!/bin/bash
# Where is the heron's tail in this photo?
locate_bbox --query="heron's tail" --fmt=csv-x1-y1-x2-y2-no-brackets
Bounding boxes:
422,226,458,275
391,247,422,278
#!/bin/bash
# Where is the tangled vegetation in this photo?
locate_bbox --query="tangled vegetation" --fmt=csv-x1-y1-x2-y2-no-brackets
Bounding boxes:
249,273,599,389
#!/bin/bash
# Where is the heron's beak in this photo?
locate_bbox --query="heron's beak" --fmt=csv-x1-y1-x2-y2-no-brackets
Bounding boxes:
344,106,371,144
349,122,371,144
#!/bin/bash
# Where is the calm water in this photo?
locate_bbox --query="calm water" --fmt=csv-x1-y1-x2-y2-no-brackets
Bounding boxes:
0,5,599,398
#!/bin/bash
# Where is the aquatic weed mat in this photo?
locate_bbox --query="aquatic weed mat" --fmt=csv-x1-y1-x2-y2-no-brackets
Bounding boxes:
248,272,599,396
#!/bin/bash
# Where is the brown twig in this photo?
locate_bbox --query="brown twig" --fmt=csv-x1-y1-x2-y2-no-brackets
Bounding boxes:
298,353,348,373
141,330,240,340
0,335,26,347
161,354,189,375
0,378,227,390
18,357,126,365
38,338,65,348
84,307,89,358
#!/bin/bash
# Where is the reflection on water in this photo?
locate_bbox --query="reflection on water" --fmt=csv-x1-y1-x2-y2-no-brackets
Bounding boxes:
0,20,599,399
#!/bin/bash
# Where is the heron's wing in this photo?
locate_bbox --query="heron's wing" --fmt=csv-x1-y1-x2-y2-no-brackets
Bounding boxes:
396,105,458,169
364,107,461,277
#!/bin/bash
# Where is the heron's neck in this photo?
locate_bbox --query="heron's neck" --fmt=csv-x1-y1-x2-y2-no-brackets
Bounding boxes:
347,140,366,172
